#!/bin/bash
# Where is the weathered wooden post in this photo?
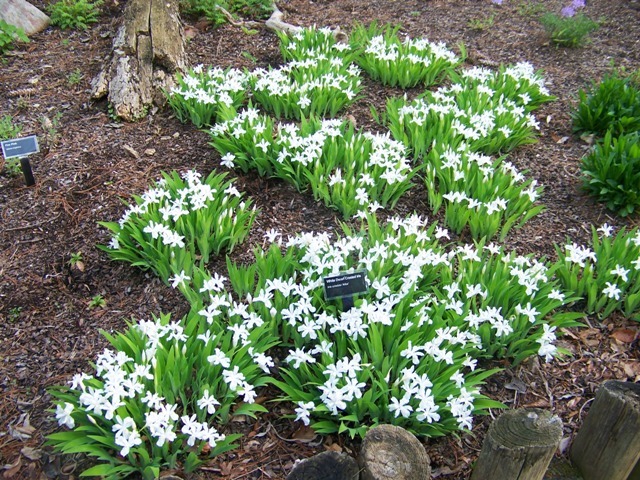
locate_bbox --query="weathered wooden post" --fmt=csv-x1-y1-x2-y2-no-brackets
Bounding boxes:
358,424,431,480
570,380,640,480
470,408,563,480
286,451,359,480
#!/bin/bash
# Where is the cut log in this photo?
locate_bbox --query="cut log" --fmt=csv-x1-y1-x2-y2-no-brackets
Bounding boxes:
570,380,640,480
91,0,186,121
286,451,359,480
470,408,563,480
359,424,431,480
0,0,50,35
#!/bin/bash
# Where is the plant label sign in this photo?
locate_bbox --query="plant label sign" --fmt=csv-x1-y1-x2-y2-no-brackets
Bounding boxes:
1,135,39,159
323,271,368,301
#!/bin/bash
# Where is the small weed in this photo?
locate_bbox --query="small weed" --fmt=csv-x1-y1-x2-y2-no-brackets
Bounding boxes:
3,158,22,176
0,19,29,55
40,112,63,146
468,14,495,31
60,38,70,46
16,97,30,111
240,50,258,63
69,251,85,271
67,68,83,85
0,114,22,140
516,0,546,18
88,294,106,309
409,11,421,17
7,307,22,322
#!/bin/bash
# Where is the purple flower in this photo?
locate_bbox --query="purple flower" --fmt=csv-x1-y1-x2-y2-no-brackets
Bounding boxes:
572,0,586,8
561,5,576,17
491,0,503,4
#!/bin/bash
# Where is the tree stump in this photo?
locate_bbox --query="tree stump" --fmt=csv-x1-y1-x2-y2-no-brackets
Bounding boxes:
91,0,186,121
359,424,431,480
286,451,359,480
0,0,50,35
471,408,563,480
570,380,640,480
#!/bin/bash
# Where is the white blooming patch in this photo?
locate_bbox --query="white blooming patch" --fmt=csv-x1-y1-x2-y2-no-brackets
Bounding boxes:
351,23,462,88
166,66,249,127
206,215,578,438
249,58,362,120
49,310,278,476
209,111,416,218
278,26,355,63
423,142,544,240
555,225,640,319
99,170,256,283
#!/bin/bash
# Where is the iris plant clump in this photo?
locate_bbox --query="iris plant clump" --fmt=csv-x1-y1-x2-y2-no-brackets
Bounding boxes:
166,66,249,127
555,225,640,321
350,22,463,88
209,111,416,219
49,24,639,479
99,170,256,283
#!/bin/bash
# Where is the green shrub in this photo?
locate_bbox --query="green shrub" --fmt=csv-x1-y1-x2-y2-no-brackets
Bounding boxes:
0,20,29,55
572,70,640,137
180,0,271,27
581,130,640,216
48,0,103,30
540,12,599,47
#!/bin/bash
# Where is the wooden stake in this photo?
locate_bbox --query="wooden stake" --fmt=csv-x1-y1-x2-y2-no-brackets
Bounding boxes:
570,380,640,480
470,408,562,480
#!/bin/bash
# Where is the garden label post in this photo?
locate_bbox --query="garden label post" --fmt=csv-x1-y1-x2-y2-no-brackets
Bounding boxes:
322,271,368,312
1,135,39,186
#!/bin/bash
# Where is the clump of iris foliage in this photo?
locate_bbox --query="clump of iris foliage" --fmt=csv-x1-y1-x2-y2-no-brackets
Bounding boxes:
48,24,640,479
209,111,416,219
350,22,463,88
555,224,640,320
166,66,249,127
98,170,256,283
50,208,584,476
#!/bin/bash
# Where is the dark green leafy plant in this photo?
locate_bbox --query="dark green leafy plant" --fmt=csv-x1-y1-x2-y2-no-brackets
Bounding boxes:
48,0,103,30
180,0,271,28
0,20,29,55
540,12,599,47
572,70,640,137
581,130,640,216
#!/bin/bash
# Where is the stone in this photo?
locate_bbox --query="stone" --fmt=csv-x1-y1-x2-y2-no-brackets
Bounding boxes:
0,0,50,36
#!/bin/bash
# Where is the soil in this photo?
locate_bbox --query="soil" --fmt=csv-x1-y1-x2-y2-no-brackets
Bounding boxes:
1,0,640,479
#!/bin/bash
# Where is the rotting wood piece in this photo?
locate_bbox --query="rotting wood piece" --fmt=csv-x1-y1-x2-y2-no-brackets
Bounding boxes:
570,380,640,480
359,424,431,480
286,450,359,480
471,408,563,480
91,0,186,121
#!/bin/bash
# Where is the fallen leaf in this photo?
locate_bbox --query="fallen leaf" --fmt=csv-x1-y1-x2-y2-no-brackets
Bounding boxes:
122,145,140,159
325,443,342,453
291,425,317,443
20,447,41,461
611,328,637,344
505,377,527,394
2,457,21,478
